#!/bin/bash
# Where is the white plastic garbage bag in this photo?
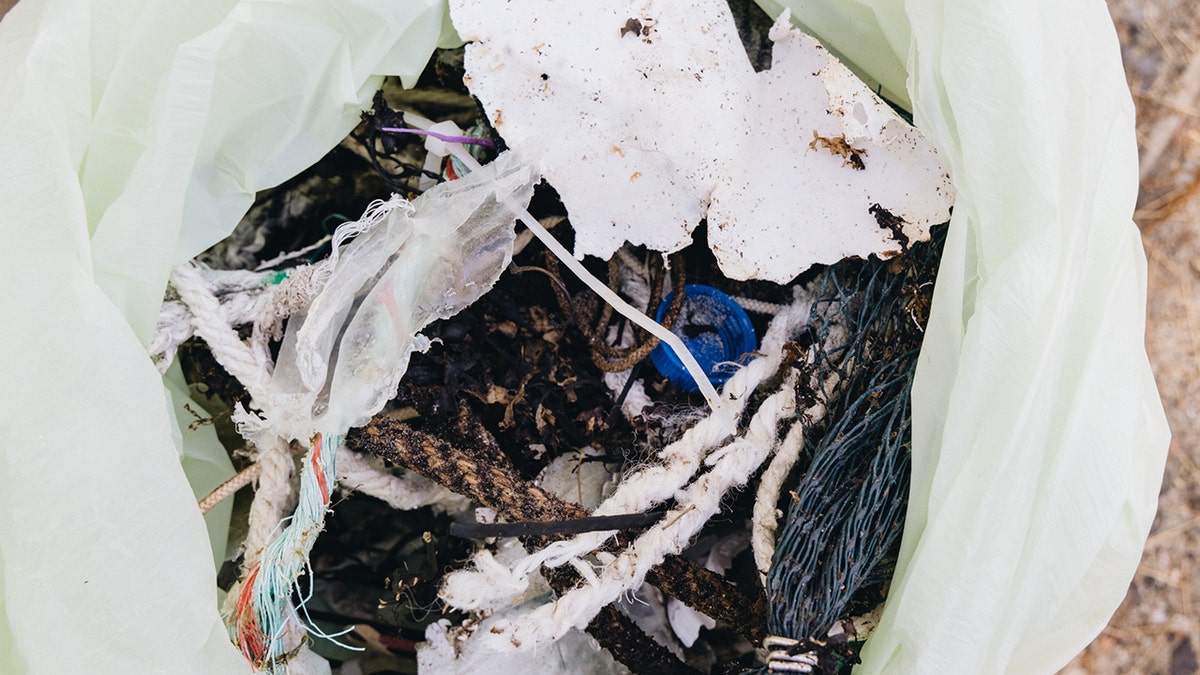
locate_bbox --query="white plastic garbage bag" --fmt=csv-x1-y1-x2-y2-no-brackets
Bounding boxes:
754,1,1170,673
0,0,455,672
0,0,1168,672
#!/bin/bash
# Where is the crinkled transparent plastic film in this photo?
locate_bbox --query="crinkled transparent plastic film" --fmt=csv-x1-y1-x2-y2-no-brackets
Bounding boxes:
278,151,535,435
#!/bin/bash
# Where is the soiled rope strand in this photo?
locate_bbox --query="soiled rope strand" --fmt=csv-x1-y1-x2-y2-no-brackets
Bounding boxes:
424,291,811,635
346,411,767,641
751,419,808,581
171,262,272,401
199,463,262,515
465,374,798,651
448,512,665,539
468,292,812,584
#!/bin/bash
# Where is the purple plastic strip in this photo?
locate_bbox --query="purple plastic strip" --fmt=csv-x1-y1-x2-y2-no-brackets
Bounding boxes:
378,126,496,148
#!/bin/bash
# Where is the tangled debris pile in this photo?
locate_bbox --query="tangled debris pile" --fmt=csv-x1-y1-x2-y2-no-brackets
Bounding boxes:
2,0,1168,671
154,2,952,673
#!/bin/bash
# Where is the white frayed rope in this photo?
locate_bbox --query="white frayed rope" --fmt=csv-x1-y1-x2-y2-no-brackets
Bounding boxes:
336,446,469,514
445,373,799,651
439,289,813,628
154,263,323,374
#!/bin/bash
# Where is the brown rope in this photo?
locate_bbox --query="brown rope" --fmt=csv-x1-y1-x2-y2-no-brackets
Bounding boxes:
545,249,688,372
198,463,261,515
346,405,768,643
348,409,698,674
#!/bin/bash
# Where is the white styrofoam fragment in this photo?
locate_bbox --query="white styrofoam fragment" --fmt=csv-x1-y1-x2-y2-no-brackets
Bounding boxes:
706,15,954,281
452,0,751,259
450,0,954,283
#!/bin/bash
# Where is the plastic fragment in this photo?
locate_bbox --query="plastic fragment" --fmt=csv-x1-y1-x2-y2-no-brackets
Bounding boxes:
448,0,954,283
266,150,537,439
648,284,757,392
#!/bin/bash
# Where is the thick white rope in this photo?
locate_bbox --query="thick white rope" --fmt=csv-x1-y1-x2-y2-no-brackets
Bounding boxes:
170,262,273,400
171,261,305,573
154,264,322,373
335,446,469,514
240,435,298,568
149,300,194,372
456,374,798,651
751,416,809,583
439,291,814,612
751,362,837,582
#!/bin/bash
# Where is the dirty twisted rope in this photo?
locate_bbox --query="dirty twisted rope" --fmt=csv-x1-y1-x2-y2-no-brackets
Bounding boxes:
347,400,770,661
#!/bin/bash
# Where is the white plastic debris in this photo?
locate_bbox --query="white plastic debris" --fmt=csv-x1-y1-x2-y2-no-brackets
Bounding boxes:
666,597,716,649
449,0,954,283
418,542,631,675
536,449,619,511
665,530,748,649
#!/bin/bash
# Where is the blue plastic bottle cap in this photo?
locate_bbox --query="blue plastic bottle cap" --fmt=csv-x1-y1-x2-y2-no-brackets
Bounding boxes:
648,284,757,392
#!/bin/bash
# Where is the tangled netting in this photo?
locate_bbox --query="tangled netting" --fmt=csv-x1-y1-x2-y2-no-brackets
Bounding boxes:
764,224,946,667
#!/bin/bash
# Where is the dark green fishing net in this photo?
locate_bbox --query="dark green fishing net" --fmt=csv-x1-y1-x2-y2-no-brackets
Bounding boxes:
759,225,946,673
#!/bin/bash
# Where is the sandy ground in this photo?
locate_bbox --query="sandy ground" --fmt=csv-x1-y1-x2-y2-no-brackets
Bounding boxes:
1062,2,1200,674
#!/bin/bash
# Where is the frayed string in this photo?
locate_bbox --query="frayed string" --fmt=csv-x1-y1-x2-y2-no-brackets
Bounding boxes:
229,432,341,672
231,564,268,666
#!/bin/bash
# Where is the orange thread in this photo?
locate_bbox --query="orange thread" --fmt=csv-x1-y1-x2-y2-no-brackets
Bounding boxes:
232,563,267,666
312,433,330,504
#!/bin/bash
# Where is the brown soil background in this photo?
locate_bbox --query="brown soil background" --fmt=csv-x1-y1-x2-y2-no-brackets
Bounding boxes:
0,0,1192,671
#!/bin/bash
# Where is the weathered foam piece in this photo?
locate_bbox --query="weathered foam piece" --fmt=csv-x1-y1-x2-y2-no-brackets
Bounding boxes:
452,0,750,259
708,15,954,281
450,0,954,283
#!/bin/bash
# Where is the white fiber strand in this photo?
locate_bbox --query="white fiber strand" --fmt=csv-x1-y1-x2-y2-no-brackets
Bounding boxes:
470,375,797,651
171,262,273,400
439,292,813,611
335,446,469,513
241,436,298,567
150,300,194,372
751,418,809,582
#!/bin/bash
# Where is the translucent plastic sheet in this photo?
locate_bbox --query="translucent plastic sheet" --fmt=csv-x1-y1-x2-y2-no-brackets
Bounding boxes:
755,1,1171,672
269,151,535,439
0,0,453,671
